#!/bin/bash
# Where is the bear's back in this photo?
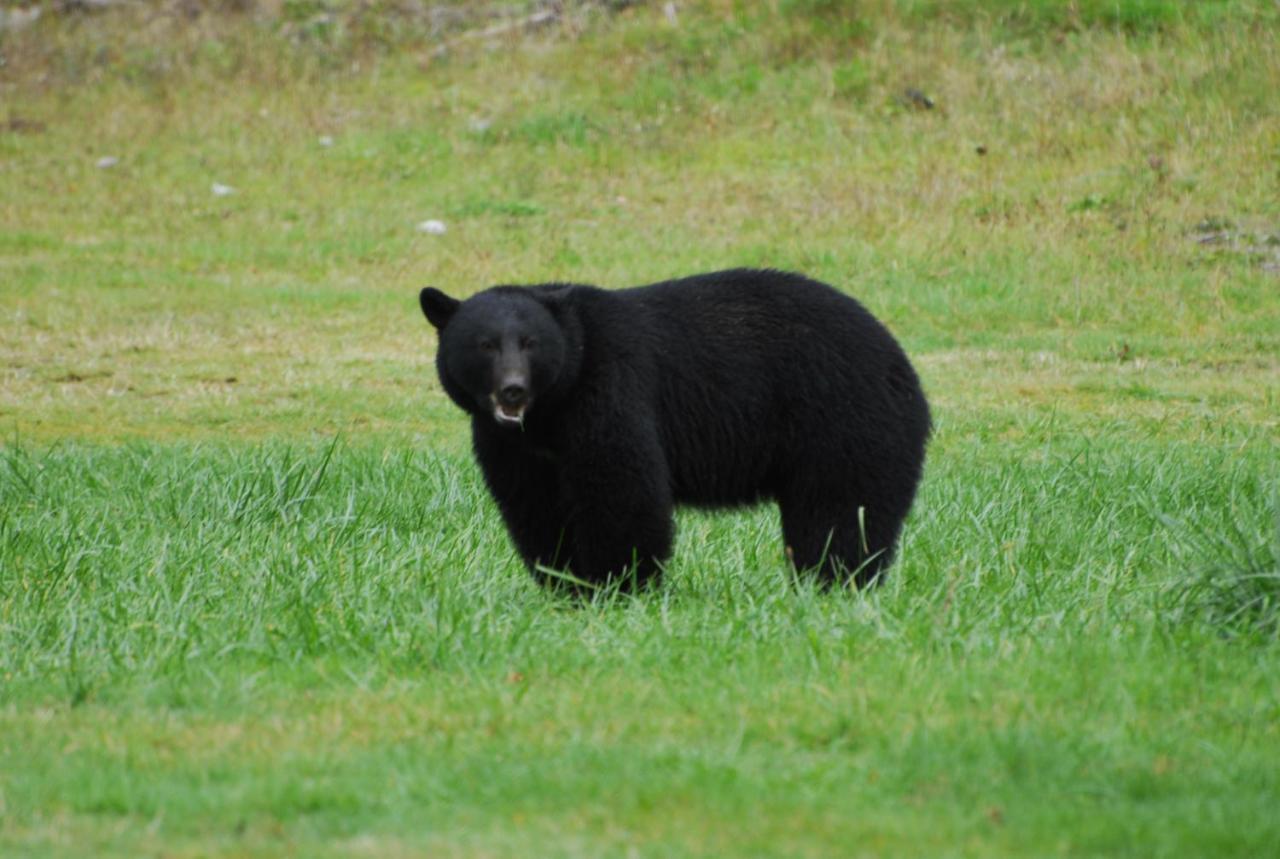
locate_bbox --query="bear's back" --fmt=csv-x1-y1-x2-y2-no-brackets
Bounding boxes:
573,269,926,507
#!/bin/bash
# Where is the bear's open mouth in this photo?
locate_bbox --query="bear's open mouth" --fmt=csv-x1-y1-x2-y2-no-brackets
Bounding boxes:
492,400,527,427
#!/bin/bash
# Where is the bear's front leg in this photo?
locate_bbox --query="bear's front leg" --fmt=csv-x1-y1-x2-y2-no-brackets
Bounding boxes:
472,421,574,582
560,422,675,591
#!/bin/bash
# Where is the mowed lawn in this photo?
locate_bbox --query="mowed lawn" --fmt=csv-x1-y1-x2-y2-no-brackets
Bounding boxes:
2,2,1278,856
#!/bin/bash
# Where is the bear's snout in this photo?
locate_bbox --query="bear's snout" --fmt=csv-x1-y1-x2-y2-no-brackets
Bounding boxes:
498,383,527,408
490,376,531,427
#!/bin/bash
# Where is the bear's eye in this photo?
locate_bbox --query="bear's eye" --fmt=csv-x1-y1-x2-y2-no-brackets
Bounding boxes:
478,339,498,352
519,336,537,350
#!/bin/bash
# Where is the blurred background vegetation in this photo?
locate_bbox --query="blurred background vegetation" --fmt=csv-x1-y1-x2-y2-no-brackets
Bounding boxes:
4,0,1278,87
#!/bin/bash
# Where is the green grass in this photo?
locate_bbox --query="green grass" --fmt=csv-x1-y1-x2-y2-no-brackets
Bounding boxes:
3,439,1278,856
2,1,1279,855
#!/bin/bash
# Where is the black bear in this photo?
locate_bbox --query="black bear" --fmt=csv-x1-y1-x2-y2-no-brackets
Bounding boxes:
419,268,930,591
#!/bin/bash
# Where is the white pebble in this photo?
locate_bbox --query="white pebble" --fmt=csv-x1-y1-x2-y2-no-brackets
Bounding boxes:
211,182,235,197
96,156,119,169
416,219,447,235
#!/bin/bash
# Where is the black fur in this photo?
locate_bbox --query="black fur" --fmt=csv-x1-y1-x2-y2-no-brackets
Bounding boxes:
419,268,931,591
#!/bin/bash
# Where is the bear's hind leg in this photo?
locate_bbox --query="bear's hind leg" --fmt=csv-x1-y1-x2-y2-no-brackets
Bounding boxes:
779,496,903,588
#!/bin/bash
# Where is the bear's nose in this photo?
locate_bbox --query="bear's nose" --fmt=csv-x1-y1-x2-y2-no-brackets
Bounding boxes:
498,384,527,406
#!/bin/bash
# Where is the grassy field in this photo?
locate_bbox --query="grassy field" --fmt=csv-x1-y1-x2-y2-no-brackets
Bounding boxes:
2,1,1279,855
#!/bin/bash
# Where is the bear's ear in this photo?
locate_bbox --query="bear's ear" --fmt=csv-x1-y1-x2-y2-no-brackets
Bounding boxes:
419,287,460,330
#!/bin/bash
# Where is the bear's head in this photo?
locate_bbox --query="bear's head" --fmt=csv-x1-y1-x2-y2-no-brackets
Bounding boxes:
419,287,571,428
